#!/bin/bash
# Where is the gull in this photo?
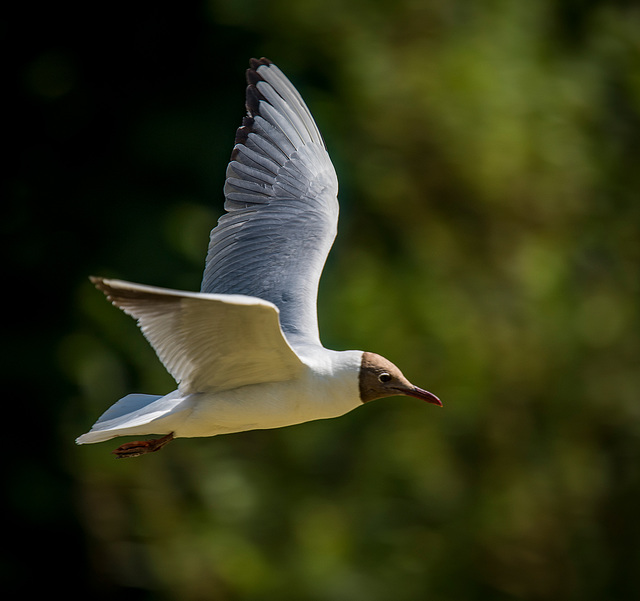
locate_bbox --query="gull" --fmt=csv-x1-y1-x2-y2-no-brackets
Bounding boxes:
76,58,441,458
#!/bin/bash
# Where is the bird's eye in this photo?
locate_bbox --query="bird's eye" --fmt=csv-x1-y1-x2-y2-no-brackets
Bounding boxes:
378,372,392,383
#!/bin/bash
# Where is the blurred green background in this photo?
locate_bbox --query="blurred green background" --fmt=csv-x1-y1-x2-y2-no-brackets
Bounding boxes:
5,0,639,599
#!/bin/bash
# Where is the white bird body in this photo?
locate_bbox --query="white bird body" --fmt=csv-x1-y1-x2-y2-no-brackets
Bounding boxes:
77,58,440,458
78,343,362,443
186,348,362,435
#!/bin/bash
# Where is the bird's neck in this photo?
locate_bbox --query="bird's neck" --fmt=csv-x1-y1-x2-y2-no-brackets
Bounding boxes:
296,347,364,418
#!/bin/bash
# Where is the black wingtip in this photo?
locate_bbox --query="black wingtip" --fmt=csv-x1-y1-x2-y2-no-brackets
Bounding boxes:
245,83,264,116
230,58,277,157
249,57,272,70
231,116,255,158
246,57,272,86
231,58,274,151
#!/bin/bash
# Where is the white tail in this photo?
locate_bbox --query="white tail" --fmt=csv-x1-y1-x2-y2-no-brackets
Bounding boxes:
76,391,188,444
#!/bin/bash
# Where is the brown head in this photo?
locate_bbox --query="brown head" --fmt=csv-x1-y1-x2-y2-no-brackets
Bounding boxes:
359,352,442,406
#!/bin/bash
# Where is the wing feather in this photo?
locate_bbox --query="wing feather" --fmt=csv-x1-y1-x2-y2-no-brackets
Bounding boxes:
92,277,305,393
201,58,338,348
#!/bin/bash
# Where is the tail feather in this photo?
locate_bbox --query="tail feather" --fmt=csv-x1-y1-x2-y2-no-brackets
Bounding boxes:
76,391,188,444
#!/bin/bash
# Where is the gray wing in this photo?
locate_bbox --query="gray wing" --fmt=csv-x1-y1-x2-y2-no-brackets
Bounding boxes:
200,58,339,348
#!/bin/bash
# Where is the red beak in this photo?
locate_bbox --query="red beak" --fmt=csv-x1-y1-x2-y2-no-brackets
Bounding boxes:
404,386,443,407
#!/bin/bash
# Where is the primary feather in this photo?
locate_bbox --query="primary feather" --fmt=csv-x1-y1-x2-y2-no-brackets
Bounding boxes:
201,58,339,347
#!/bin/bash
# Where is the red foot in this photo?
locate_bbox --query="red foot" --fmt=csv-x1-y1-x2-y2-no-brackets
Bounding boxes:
112,432,175,458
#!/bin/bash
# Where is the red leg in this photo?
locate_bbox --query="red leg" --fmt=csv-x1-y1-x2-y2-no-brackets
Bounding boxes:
111,432,175,458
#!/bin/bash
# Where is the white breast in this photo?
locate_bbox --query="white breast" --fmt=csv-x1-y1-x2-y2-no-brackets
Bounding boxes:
175,349,364,439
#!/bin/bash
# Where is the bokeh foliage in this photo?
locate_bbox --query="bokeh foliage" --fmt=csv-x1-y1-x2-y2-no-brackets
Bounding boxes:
6,0,639,599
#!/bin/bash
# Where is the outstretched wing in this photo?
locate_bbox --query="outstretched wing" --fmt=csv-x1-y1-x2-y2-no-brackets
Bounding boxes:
92,277,305,393
200,58,339,348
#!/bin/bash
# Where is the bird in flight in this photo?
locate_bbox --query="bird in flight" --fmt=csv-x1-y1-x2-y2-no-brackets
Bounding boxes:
77,58,441,458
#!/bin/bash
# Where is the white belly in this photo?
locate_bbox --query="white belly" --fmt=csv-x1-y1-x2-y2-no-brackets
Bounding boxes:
175,353,362,438
77,348,363,444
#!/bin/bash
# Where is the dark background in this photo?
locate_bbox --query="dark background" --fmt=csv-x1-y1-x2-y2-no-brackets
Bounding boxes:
5,1,639,599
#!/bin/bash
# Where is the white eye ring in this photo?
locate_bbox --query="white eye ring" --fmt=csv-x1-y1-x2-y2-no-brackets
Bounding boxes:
378,372,392,383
